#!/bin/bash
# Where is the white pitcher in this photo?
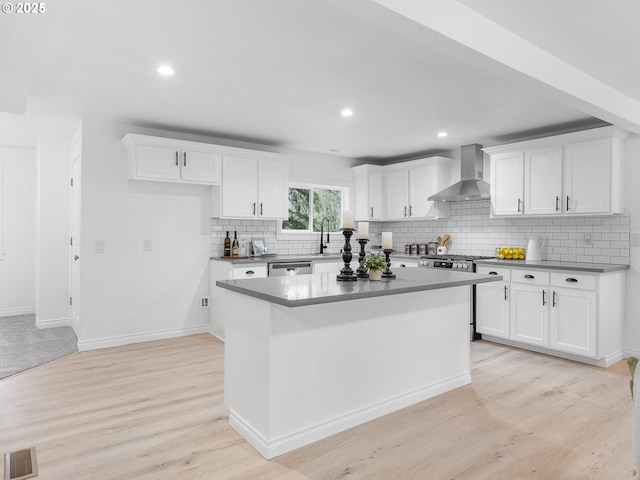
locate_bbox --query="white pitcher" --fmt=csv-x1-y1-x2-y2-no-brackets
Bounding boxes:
526,236,545,261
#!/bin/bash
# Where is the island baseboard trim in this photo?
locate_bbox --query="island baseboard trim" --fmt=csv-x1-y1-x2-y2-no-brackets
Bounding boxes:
230,372,471,460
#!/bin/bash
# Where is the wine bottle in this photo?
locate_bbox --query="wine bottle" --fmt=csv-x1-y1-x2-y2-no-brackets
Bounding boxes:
224,231,231,257
232,231,239,256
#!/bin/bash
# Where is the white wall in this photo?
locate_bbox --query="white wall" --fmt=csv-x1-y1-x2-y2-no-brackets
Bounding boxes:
0,147,35,316
624,134,640,356
76,120,213,350
35,138,72,327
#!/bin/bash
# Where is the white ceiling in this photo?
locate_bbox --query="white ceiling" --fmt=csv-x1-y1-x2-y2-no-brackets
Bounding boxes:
0,0,637,159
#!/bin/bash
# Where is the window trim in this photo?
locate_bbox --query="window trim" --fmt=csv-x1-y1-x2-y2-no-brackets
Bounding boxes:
0,162,4,260
278,182,346,236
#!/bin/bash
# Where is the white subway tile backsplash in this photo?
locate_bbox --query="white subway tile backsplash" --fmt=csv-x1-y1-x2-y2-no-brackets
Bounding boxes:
209,199,629,264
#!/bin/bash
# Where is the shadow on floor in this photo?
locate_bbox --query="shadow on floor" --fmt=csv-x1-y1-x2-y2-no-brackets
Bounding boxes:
0,314,78,380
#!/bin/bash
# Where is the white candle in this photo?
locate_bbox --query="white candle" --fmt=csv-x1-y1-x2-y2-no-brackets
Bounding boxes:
342,210,354,229
381,232,393,250
357,221,369,239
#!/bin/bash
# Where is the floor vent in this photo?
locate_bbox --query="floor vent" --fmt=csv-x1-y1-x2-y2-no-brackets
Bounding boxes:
4,447,38,480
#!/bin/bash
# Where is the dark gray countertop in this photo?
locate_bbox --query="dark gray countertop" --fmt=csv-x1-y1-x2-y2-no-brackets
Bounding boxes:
216,268,502,307
475,258,629,273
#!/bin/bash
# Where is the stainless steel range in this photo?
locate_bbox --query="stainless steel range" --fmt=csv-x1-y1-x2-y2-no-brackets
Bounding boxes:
419,254,494,340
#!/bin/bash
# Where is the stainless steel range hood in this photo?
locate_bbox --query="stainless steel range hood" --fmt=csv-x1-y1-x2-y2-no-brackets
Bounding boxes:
428,144,489,202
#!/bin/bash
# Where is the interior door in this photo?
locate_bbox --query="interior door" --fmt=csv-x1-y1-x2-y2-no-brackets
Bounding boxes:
70,154,81,332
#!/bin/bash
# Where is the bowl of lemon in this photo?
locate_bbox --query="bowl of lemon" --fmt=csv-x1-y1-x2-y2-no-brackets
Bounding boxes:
496,247,525,260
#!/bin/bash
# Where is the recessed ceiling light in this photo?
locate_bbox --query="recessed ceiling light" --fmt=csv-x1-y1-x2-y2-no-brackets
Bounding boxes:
157,65,175,76
341,108,353,117
437,131,448,138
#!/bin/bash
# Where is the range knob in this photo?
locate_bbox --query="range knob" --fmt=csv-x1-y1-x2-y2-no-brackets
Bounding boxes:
463,263,469,269
453,263,459,269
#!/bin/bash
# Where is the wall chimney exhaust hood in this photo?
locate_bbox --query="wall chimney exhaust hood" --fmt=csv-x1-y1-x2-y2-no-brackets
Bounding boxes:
428,144,489,202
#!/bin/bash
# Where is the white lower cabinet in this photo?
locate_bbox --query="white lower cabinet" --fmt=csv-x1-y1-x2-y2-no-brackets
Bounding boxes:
510,284,549,347
313,261,343,274
391,260,418,268
476,281,510,339
476,264,624,367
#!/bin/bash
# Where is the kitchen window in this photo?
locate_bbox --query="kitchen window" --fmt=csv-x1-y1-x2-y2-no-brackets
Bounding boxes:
281,185,343,233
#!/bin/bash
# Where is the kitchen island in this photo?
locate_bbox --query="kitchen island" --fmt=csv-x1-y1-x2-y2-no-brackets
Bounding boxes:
216,268,501,459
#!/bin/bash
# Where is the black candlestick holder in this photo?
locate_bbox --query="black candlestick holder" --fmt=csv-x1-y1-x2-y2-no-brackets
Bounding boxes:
337,228,358,281
382,248,396,279
356,238,369,278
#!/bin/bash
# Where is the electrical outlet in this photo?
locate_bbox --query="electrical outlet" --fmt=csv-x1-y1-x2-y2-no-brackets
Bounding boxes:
631,233,640,247
583,233,592,246
143,239,152,252
200,296,209,308
95,240,105,253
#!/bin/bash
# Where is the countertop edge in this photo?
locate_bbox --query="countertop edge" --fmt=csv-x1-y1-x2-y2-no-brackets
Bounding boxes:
216,273,502,308
475,259,629,273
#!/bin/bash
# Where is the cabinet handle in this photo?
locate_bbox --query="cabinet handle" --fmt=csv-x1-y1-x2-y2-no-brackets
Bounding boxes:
555,196,560,212
183,152,187,167
370,207,374,218
504,285,508,301
404,206,407,217
517,198,522,213
175,151,179,166
542,290,546,306
253,202,256,215
246,270,255,275
566,195,570,211
400,264,406,267
552,290,557,307
409,205,413,216
488,271,498,275
565,277,578,283
260,203,263,215
524,274,535,279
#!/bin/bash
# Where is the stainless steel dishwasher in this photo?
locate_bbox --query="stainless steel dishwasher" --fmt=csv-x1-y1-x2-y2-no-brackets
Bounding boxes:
268,261,313,277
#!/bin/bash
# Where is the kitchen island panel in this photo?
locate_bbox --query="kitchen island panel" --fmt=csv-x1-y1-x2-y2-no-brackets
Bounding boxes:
224,285,471,459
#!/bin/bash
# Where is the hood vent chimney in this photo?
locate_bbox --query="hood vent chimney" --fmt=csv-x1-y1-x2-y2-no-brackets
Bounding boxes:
428,144,490,202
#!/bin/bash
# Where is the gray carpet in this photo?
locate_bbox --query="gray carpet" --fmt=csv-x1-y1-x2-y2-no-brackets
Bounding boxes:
0,314,78,380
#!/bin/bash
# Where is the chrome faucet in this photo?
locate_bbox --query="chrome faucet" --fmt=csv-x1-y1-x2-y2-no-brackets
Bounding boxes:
319,217,330,253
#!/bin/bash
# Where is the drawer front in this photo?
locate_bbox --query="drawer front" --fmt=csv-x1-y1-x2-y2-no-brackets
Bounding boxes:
477,266,511,282
550,271,596,290
511,268,549,286
232,265,268,279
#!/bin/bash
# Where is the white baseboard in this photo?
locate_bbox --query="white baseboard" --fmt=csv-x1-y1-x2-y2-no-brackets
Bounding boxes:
230,373,471,459
0,307,35,317
36,317,70,328
77,324,210,351
208,329,225,343
624,347,640,359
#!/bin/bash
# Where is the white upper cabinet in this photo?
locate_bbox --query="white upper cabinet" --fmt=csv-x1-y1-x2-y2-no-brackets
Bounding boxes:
122,134,222,185
352,165,384,221
485,126,627,217
212,153,290,220
525,146,563,215
564,138,611,214
490,151,524,216
384,168,410,220
355,156,452,221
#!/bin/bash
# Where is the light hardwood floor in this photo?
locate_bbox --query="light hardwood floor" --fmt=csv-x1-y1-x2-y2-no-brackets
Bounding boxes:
0,335,634,479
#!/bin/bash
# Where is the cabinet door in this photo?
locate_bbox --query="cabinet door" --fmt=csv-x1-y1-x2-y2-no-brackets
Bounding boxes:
476,282,510,339
490,152,524,216
258,159,289,219
550,288,596,357
564,138,610,214
368,170,384,220
524,147,563,215
221,155,258,218
313,261,343,274
408,165,432,218
135,145,181,181
181,150,222,184
231,265,268,279
510,284,548,347
385,169,409,220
